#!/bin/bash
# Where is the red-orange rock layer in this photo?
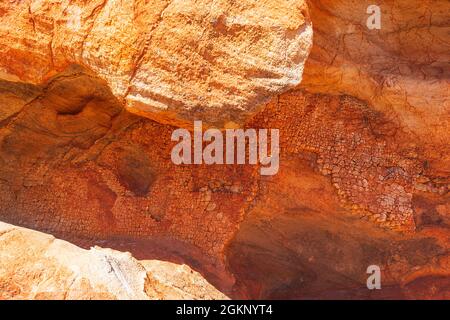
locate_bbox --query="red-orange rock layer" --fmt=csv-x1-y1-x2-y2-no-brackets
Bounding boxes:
0,0,448,299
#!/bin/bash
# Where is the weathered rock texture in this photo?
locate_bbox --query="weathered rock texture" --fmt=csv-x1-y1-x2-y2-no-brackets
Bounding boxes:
0,0,312,126
302,0,450,176
0,222,227,300
0,0,449,299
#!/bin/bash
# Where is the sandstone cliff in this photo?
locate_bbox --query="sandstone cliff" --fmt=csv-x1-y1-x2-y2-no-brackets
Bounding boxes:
0,0,448,299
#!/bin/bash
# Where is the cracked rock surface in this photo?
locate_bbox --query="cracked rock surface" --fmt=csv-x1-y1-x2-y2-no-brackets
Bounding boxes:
0,0,448,299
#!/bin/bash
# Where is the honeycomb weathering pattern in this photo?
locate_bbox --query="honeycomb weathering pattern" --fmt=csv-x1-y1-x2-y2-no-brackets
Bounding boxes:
0,0,449,299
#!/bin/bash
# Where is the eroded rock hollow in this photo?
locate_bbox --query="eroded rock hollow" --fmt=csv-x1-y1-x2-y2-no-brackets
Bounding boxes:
0,0,449,299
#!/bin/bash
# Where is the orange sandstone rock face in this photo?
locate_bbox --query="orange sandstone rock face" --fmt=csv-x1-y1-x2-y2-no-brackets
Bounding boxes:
0,0,449,300
0,66,448,299
302,0,450,175
0,0,312,126
0,70,257,292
